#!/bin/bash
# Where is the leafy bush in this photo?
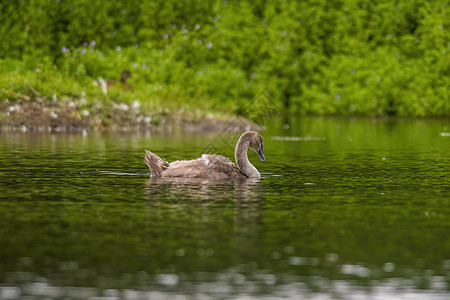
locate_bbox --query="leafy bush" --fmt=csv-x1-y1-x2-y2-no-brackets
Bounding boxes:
0,0,448,117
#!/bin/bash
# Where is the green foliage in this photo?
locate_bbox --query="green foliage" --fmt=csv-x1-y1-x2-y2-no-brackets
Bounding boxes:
0,0,448,117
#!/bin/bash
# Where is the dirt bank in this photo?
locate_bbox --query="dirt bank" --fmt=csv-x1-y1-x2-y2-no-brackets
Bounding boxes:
0,99,260,133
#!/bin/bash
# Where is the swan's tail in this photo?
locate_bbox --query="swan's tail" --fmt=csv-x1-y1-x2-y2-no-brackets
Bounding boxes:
144,150,169,177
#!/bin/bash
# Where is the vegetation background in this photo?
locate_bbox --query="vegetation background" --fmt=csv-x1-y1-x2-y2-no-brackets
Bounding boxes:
0,0,448,120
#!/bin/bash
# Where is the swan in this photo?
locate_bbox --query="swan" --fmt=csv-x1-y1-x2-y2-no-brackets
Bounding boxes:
144,131,265,179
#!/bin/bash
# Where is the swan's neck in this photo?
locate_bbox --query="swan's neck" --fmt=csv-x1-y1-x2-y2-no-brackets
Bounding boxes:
235,138,260,178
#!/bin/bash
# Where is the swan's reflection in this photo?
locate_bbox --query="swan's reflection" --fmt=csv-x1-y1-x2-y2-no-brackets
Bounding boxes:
144,177,264,242
145,177,263,204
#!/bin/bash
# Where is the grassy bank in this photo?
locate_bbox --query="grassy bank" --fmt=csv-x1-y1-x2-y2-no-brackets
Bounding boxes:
0,55,261,132
0,0,449,129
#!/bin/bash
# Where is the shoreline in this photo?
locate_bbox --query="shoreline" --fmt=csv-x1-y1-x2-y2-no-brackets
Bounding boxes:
0,99,260,133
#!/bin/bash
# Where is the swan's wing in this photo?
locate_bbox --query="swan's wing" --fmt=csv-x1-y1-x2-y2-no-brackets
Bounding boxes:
161,155,245,179
164,158,214,178
201,154,246,178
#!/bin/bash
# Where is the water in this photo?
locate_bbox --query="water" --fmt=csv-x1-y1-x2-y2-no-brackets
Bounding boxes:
0,117,449,299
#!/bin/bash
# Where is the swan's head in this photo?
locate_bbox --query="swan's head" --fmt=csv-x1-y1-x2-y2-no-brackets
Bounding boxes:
247,131,265,163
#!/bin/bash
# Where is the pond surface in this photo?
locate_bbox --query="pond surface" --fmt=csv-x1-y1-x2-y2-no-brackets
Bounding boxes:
0,117,449,299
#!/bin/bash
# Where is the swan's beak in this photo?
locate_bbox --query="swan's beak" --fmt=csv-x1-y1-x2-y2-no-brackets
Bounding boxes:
257,147,265,163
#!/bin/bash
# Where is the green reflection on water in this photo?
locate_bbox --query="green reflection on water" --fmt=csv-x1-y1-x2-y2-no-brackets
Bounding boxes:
0,117,449,298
